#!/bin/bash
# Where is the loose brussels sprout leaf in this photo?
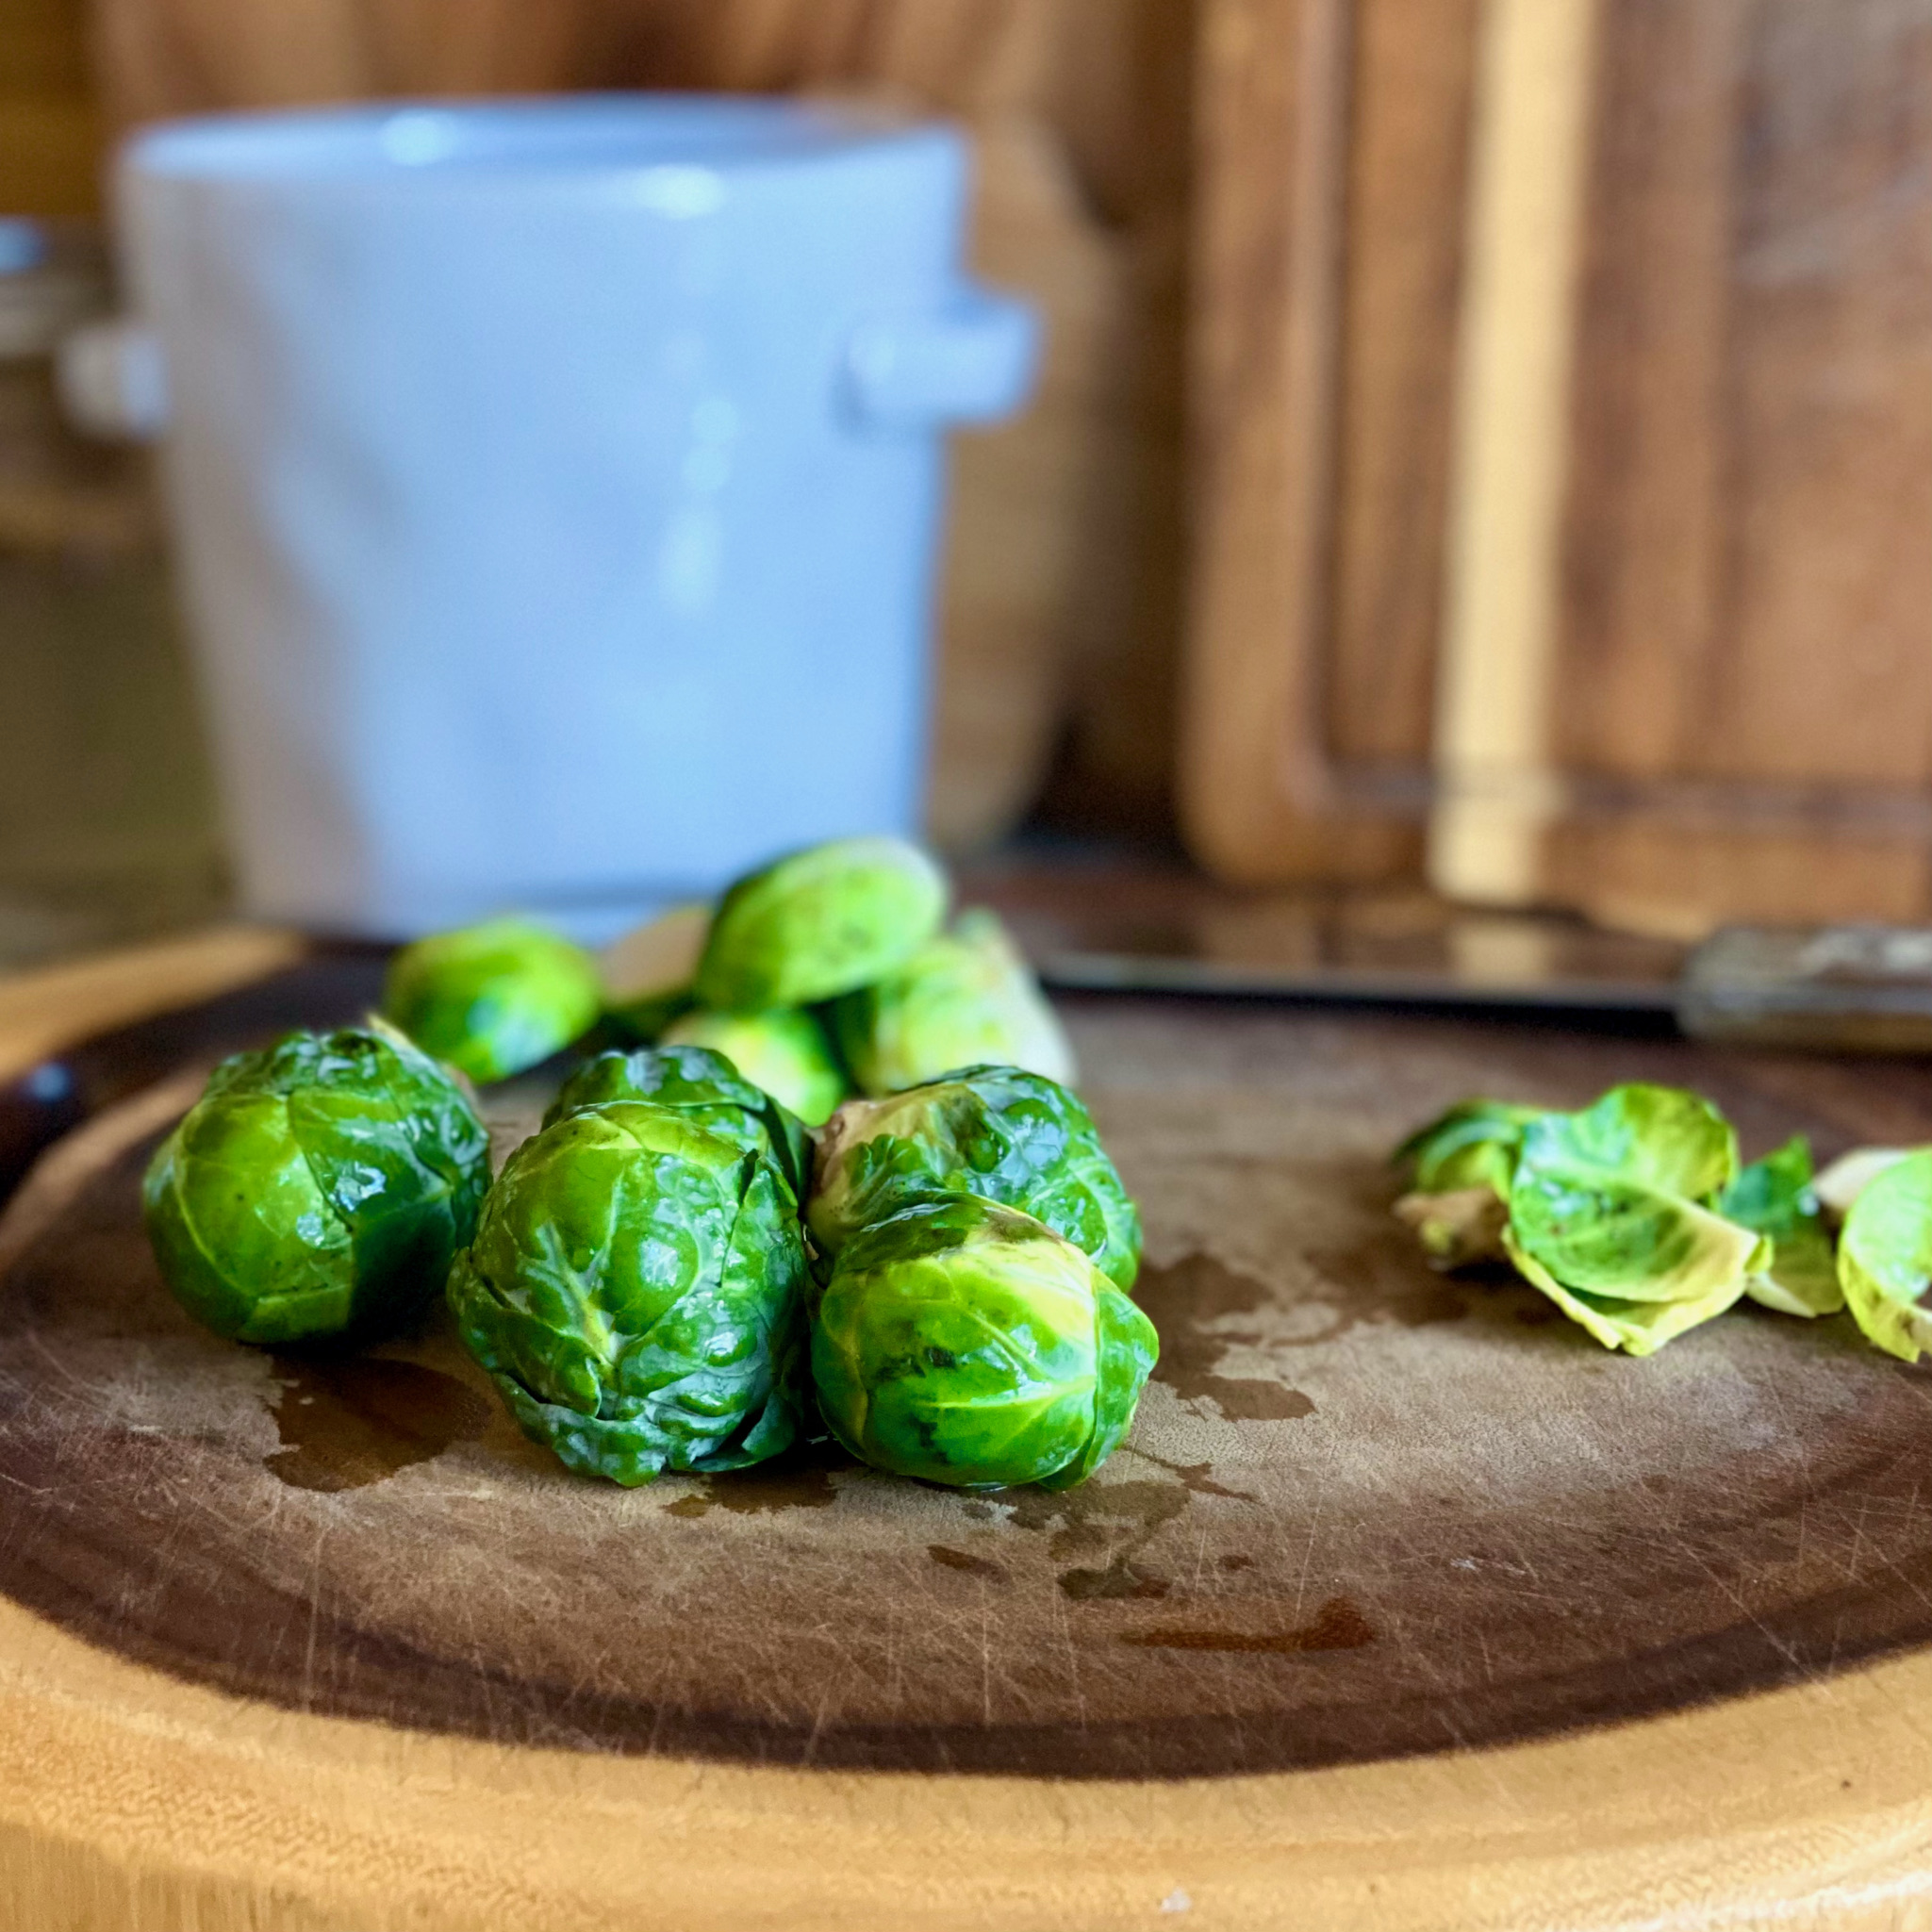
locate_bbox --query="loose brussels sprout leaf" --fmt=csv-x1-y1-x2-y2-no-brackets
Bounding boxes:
1392,1187,1509,1270
1837,1148,1932,1362
659,1007,848,1127
812,1195,1156,1491
384,916,602,1082
142,1022,490,1345
1814,1146,1910,1220
1503,1083,1763,1352
1715,1136,1843,1317
544,1043,812,1202
1501,1238,1755,1358
601,902,709,1042
694,835,947,1010
449,1099,808,1483
1526,1083,1740,1201
830,907,1074,1097
1394,1098,1542,1197
809,1065,1142,1291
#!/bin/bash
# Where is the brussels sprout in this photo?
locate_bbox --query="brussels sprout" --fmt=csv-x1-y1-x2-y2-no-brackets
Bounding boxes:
544,1043,812,1202
659,1007,848,1127
142,1021,489,1346
1837,1148,1932,1362
1503,1085,1765,1354
812,1195,1157,1491
694,835,947,1011
602,902,710,1042
830,908,1074,1097
385,916,602,1082
448,1100,807,1484
809,1065,1142,1290
1715,1135,1843,1317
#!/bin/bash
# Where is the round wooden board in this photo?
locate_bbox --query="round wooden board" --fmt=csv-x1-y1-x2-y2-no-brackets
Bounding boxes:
5,956,1932,1928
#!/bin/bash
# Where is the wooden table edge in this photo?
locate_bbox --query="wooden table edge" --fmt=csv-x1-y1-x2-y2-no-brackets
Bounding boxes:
2,932,1929,1931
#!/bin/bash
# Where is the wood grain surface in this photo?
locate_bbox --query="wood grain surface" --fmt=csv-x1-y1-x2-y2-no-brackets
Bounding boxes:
8,958,1932,1924
1181,0,1479,885
9,964,1932,1789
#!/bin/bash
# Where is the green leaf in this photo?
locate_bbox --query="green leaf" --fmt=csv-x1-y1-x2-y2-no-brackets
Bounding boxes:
1838,1147,1932,1362
1502,1233,1754,1358
1715,1136,1843,1317
1523,1083,1739,1200
1395,1099,1542,1195
1504,1084,1760,1352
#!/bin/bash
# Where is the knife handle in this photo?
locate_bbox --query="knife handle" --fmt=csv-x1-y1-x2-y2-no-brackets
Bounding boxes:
1678,926,1932,1052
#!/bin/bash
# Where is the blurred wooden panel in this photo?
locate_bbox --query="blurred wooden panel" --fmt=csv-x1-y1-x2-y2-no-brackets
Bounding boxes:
1427,0,1600,900
1326,0,1478,776
1533,0,1932,931
924,116,1130,850
1181,0,1476,883
0,0,104,215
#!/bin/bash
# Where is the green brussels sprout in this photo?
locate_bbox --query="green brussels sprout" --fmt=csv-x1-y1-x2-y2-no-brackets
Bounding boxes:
544,1043,812,1203
829,908,1074,1097
1837,1148,1932,1362
142,1021,489,1346
1503,1084,1766,1355
448,1099,807,1485
1715,1135,1843,1317
602,902,709,1042
694,835,947,1011
812,1195,1158,1491
384,916,602,1082
808,1065,1141,1291
659,1007,848,1127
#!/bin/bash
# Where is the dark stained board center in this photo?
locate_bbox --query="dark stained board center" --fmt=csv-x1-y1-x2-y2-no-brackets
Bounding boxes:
4,983,1932,1778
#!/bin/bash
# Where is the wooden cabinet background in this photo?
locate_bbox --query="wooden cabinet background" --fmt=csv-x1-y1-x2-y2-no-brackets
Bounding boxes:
13,0,1932,932
1184,0,1932,934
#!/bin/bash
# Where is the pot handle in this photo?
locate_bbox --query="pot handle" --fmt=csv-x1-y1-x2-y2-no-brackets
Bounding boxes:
56,319,171,440
843,284,1039,433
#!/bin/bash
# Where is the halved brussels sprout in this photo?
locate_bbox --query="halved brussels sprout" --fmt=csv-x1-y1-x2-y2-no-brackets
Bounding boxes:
1503,1085,1764,1354
812,1195,1157,1491
1715,1135,1843,1317
1837,1148,1932,1362
142,1021,489,1346
694,835,947,1011
659,1007,848,1127
809,1065,1141,1290
545,1043,811,1202
448,1100,807,1484
830,908,1074,1097
602,902,710,1042
385,916,602,1082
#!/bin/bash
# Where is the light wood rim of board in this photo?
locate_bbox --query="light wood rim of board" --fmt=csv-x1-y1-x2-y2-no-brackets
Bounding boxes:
4,936,1932,1930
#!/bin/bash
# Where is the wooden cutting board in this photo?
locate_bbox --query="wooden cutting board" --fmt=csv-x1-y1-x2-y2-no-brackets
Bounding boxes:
5,947,1932,1928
